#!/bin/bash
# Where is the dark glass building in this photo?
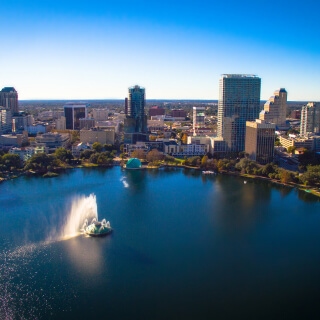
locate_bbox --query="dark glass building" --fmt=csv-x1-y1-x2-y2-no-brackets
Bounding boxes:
124,85,147,143
64,103,88,130
0,87,18,115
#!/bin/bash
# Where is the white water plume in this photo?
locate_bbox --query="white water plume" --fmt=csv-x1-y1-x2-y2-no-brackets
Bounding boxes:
62,194,98,238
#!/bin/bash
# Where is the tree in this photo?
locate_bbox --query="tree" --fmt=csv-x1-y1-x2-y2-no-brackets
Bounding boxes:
0,154,22,171
70,131,80,144
299,165,320,186
181,133,188,144
287,146,296,155
80,149,95,159
261,163,277,177
149,135,157,141
104,144,114,152
24,153,55,173
146,149,164,162
131,149,146,159
279,169,294,184
92,142,103,153
54,147,73,163
201,155,208,168
298,150,320,168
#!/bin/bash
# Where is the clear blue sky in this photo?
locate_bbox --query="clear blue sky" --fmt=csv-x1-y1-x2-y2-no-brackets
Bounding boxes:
0,0,319,101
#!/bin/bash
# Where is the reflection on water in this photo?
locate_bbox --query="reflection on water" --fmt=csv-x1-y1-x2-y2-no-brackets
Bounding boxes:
0,241,76,319
1,167,320,319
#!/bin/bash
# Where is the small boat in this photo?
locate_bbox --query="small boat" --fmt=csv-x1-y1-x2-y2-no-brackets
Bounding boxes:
202,171,215,175
244,181,247,184
82,218,112,237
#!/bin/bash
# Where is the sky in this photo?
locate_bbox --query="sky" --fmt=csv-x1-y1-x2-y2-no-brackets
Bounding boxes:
0,0,319,101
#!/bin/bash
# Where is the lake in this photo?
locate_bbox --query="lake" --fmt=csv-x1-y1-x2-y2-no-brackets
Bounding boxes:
1,167,320,319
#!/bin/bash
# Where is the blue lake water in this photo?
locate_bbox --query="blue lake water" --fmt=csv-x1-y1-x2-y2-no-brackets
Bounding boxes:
1,167,320,319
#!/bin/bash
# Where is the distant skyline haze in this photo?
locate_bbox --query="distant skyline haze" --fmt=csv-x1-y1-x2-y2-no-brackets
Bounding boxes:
1,0,319,101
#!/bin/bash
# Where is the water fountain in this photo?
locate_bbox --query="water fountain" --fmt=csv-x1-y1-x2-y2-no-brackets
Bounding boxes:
58,193,112,239
81,217,112,237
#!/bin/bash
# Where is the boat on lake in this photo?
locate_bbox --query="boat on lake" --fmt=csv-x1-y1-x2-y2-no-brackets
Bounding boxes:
202,171,215,175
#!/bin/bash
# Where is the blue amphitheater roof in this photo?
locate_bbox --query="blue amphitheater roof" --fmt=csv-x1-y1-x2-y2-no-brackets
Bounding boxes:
126,158,142,169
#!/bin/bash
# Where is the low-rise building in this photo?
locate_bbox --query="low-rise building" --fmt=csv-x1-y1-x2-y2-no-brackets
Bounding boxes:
71,142,91,158
27,123,47,135
9,146,46,161
147,119,165,132
0,131,28,147
79,118,95,130
279,135,314,151
80,127,115,145
149,106,165,117
34,132,69,152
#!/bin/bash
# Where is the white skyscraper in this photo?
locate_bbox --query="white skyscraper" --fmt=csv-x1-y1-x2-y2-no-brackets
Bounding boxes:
300,102,320,137
259,88,287,127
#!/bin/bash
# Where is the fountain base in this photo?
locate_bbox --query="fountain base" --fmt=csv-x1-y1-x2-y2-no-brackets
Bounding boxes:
82,219,112,237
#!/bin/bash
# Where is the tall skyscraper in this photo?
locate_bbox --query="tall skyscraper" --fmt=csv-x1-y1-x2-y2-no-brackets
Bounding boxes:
124,85,147,143
259,88,287,127
300,102,320,137
64,103,88,130
245,119,276,164
0,87,19,115
193,106,205,136
217,74,261,153
0,107,12,133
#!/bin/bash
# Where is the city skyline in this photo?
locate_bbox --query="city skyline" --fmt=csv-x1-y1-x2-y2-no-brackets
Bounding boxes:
1,0,319,101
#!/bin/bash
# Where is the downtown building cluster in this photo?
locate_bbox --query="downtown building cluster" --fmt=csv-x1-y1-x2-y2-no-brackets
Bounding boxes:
1,77,320,166
122,76,320,166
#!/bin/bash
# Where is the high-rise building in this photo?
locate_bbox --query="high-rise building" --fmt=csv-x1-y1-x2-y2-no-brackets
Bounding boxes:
56,116,66,131
245,119,276,164
92,109,109,121
124,85,147,143
193,106,205,136
64,103,88,130
217,74,261,153
0,107,12,133
259,88,287,127
300,102,320,137
0,87,19,115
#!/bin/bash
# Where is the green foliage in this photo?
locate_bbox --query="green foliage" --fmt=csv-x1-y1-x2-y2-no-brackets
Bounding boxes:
103,144,114,152
299,165,320,186
54,147,73,163
185,156,201,167
0,154,22,171
235,158,259,174
24,153,55,173
261,163,277,177
287,146,296,155
92,142,103,153
80,149,95,159
201,155,208,168
279,169,294,184
164,155,175,163
298,151,320,169
89,152,113,165
71,131,80,144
